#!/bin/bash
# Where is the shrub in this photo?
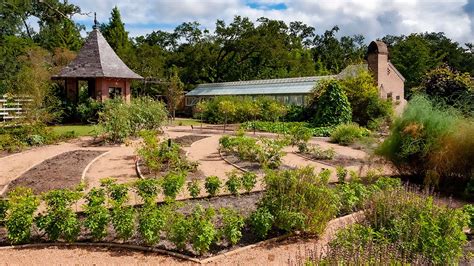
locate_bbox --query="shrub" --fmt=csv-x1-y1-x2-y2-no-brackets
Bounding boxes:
241,172,257,193
138,204,168,245
463,204,474,231
249,207,274,240
135,178,160,204
313,79,352,127
77,98,103,123
161,172,186,200
308,144,336,160
336,181,370,215
205,176,221,197
190,205,217,255
240,121,333,137
225,171,242,196
168,213,191,250
0,198,7,225
330,123,370,145
102,180,135,240
376,95,472,184
260,167,339,234
187,179,201,198
365,188,467,264
83,188,110,240
220,208,245,246
336,166,348,183
36,189,82,242
5,187,39,244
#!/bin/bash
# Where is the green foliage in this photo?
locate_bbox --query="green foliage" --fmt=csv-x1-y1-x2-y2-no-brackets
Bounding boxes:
418,65,473,112
83,188,109,240
97,97,167,143
364,188,467,264
249,207,274,240
168,212,191,250
377,95,473,183
463,204,474,231
313,80,352,127
260,167,339,234
220,208,245,246
101,179,135,240
336,166,348,183
76,98,104,124
0,199,7,225
240,172,257,193
330,123,370,145
161,172,186,200
187,179,201,198
138,204,168,245
339,70,393,127
5,187,39,244
336,181,370,215
189,205,217,255
204,176,221,197
36,189,82,242
101,6,131,56
135,178,160,204
241,121,333,137
306,144,336,160
197,96,287,124
225,171,242,196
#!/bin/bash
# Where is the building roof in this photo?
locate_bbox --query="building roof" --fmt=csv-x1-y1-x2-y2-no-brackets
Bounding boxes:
53,29,142,80
186,76,335,96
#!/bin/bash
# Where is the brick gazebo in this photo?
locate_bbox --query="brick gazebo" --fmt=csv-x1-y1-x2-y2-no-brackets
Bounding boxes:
52,28,142,103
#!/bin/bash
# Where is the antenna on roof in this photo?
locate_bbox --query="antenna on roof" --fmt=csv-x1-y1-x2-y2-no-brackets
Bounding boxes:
93,12,98,30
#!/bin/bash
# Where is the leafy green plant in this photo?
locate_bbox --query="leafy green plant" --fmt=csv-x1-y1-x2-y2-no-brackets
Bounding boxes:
168,212,191,250
241,121,333,137
313,79,352,126
101,179,135,240
190,205,217,255
241,172,257,193
138,204,168,245
249,207,274,239
187,179,201,198
336,181,369,215
205,176,221,197
135,178,160,204
336,166,348,183
330,123,370,145
463,204,474,231
161,172,186,200
225,171,242,196
36,189,82,242
83,188,110,240
308,144,336,160
0,198,7,226
5,187,40,244
220,208,245,245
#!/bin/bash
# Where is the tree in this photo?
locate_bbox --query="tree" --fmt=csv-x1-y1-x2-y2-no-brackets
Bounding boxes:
418,65,473,109
313,80,352,126
165,69,184,120
218,100,236,132
101,6,130,57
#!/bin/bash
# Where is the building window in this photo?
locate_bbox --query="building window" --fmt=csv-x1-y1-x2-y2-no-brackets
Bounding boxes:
387,92,393,101
396,95,400,100
108,87,122,99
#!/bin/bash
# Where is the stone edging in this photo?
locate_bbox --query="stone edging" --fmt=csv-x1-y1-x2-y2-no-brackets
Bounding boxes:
135,158,145,179
81,150,111,182
0,211,364,264
293,152,336,167
218,149,248,173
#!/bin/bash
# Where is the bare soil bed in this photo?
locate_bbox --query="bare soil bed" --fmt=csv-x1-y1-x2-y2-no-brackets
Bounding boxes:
172,135,209,147
8,150,105,194
221,151,293,174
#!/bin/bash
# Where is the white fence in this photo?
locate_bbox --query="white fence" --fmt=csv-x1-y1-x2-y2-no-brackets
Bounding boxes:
0,95,31,122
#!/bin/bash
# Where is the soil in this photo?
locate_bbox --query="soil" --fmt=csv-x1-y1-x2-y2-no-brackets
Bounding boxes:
221,151,293,174
173,135,210,147
8,150,105,194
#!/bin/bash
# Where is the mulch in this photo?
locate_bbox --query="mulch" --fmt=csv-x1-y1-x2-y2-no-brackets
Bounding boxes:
172,135,209,147
7,150,105,194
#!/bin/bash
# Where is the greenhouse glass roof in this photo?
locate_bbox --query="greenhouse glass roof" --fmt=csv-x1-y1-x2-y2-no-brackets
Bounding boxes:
186,75,336,96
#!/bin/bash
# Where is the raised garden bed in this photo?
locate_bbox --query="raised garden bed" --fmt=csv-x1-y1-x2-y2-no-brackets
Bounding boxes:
7,150,105,194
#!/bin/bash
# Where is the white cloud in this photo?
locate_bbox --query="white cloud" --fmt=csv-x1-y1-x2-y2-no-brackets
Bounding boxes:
68,0,473,44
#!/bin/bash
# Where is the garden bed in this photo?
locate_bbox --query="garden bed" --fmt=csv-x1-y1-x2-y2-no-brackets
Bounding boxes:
7,150,105,194
172,135,209,147
220,151,293,174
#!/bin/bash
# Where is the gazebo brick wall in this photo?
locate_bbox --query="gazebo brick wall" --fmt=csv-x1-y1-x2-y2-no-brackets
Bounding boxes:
95,77,131,102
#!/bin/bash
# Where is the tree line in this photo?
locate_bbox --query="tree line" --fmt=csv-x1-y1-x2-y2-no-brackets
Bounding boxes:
1,2,473,97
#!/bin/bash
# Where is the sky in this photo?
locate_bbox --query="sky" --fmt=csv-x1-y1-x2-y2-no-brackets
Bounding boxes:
70,0,474,45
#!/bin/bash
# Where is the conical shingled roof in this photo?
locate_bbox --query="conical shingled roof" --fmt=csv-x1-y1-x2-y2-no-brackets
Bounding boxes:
53,29,142,79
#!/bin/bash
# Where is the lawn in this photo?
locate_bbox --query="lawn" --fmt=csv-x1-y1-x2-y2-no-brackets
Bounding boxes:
49,124,96,137
167,118,208,126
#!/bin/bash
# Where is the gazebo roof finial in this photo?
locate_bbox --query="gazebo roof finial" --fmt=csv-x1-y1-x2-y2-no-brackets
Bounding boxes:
93,12,98,30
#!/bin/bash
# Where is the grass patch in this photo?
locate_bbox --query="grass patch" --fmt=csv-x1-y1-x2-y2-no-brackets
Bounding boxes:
168,118,207,126
49,125,95,137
